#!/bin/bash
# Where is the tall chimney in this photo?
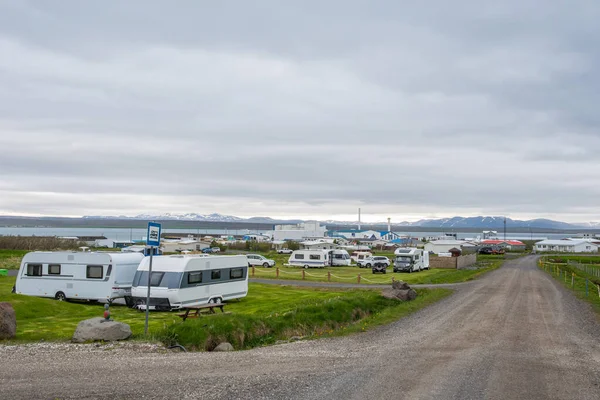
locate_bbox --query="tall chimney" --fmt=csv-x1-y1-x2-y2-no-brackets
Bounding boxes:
387,217,391,232
358,208,361,230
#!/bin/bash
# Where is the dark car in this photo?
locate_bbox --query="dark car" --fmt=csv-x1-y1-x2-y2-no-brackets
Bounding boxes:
479,247,494,255
372,262,387,274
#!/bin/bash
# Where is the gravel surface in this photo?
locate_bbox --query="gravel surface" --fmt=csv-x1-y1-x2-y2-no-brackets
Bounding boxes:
2,256,600,399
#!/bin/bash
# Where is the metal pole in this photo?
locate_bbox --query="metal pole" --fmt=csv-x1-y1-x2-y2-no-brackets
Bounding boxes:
144,247,154,336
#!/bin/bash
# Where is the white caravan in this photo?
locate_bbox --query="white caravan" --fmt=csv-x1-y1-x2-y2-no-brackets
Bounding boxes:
392,248,429,273
327,249,351,266
350,251,373,264
288,250,329,268
14,251,144,304
130,255,248,310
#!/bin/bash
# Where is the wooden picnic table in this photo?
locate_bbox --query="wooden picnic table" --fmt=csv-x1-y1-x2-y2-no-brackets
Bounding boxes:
177,303,228,321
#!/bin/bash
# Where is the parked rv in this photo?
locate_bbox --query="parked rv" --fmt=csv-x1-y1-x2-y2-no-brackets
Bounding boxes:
393,248,429,273
327,249,351,266
350,251,373,265
14,251,144,304
131,255,248,310
288,250,329,268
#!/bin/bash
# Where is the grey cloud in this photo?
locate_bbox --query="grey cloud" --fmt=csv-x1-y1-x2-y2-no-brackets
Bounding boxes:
0,1,599,222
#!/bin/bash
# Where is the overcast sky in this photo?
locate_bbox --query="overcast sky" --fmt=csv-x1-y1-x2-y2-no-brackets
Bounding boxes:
0,1,599,223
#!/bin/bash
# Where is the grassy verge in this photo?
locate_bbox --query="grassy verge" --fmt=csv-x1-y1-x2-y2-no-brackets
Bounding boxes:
0,276,451,349
160,287,452,350
539,261,600,315
0,250,27,270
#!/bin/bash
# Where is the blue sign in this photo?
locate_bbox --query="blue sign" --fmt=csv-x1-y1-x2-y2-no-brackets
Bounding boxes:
146,222,162,247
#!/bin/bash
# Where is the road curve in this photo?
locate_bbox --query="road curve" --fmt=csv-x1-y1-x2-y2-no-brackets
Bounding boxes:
2,255,600,399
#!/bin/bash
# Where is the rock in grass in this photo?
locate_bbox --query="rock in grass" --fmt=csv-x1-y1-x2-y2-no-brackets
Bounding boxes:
213,342,234,352
0,302,17,340
72,318,132,343
382,281,418,301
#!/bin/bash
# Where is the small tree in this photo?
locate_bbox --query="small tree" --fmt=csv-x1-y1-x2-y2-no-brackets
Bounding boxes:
285,240,300,251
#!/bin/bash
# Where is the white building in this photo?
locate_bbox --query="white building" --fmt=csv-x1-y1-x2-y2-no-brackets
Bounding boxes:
268,222,327,241
534,240,598,253
299,238,338,250
424,240,470,255
333,230,382,240
160,239,212,253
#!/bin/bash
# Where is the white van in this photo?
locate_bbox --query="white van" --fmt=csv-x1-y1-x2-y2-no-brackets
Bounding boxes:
393,248,430,273
14,251,144,304
350,251,373,264
288,250,329,268
327,249,351,266
130,255,248,310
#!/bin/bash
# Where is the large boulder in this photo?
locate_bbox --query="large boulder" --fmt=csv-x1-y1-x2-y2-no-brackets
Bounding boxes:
0,302,17,340
382,281,418,302
72,318,132,343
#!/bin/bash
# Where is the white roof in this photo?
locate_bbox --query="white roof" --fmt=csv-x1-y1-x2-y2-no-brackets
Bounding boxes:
23,251,143,265
137,254,246,272
537,240,597,246
427,240,467,245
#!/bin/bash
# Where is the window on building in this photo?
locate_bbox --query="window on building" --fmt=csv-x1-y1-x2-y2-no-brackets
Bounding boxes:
230,268,244,279
26,264,42,276
211,270,221,280
188,272,202,284
48,264,61,275
86,265,103,279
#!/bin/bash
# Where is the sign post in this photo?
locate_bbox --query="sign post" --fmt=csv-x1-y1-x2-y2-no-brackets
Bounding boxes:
145,221,161,336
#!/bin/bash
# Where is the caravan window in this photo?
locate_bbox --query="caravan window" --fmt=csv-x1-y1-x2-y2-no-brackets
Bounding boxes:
188,272,202,284
86,265,103,279
150,272,164,287
294,254,305,260
309,254,321,260
211,270,221,280
48,264,61,275
230,268,244,279
26,264,42,276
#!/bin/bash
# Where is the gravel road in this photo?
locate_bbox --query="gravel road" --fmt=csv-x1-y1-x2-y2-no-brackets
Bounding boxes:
2,255,599,399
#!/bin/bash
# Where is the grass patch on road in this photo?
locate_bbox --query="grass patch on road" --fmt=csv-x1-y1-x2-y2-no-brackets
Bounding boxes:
0,276,451,349
0,250,27,270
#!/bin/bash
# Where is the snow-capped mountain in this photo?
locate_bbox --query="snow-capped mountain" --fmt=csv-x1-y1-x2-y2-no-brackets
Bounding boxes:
408,216,578,230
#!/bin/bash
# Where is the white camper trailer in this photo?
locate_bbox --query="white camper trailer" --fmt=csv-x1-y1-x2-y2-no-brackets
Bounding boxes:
350,251,373,264
130,255,248,310
327,249,351,266
392,248,429,273
14,251,144,303
288,250,329,268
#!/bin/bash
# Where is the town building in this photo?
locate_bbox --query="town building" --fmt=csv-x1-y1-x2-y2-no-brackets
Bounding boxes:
267,222,327,241
534,240,598,253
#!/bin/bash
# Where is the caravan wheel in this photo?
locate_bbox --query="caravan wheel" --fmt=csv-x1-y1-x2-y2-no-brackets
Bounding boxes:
304,265,309,269
214,297,222,304
55,291,66,301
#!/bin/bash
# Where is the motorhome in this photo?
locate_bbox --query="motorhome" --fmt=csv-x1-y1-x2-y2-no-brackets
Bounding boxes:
350,251,373,264
327,249,351,266
393,248,429,273
288,250,329,268
14,251,144,304
130,254,248,310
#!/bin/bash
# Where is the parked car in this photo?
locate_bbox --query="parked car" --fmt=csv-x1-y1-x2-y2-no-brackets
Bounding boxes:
277,248,293,254
211,247,221,253
201,247,213,254
372,261,388,274
358,256,390,268
246,254,276,268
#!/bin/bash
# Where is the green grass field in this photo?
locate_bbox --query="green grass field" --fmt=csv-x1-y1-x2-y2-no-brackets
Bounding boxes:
0,249,28,270
0,276,451,350
250,252,504,285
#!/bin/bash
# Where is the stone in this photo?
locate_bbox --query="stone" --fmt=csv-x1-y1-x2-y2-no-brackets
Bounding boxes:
382,282,418,302
0,302,17,340
212,342,234,352
72,318,132,343
392,280,410,290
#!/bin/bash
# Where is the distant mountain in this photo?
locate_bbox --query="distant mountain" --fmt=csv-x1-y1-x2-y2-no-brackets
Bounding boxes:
70,214,600,230
408,216,579,230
